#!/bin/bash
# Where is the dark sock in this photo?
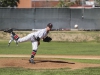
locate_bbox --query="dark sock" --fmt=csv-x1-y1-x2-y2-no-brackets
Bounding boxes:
31,50,37,59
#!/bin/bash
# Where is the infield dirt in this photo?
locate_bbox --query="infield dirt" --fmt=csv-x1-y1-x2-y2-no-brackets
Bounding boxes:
0,55,100,70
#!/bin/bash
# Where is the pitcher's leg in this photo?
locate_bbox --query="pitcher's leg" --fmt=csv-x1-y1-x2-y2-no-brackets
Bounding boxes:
17,34,32,43
29,41,38,64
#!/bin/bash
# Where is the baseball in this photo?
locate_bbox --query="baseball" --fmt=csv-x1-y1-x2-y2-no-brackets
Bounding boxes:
74,24,78,28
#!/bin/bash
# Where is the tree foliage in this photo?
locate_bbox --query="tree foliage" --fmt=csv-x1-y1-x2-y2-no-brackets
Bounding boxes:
56,0,75,7
96,0,100,5
0,0,20,7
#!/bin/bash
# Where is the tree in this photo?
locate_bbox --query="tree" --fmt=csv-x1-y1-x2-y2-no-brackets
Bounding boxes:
56,0,75,7
96,0,100,6
0,0,20,7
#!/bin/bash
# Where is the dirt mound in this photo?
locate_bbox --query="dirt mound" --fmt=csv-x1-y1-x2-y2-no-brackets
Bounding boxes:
0,58,100,70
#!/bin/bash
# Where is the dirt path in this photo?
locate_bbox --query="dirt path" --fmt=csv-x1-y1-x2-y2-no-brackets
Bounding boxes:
0,55,100,70
0,55,100,59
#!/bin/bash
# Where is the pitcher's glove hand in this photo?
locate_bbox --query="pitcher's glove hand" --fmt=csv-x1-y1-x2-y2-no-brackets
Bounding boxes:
43,36,52,42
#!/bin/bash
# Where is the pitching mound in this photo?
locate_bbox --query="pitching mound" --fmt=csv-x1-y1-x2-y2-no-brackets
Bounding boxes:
0,58,100,70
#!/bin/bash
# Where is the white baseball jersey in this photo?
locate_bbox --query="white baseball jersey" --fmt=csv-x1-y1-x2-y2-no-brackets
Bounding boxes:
17,28,48,51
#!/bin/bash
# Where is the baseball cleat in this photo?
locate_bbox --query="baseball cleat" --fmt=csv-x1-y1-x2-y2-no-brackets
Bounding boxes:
29,58,35,64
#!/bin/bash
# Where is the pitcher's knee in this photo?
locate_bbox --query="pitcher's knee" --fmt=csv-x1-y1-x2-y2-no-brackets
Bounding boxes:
33,47,38,51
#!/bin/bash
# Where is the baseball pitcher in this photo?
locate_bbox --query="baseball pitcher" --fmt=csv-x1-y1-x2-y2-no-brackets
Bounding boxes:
4,23,53,64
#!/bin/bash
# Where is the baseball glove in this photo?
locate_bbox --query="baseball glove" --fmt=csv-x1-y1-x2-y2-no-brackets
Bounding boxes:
43,36,52,42
4,28,13,33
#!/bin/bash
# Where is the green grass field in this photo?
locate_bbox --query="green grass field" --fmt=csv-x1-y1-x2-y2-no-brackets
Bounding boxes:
0,67,100,75
0,40,100,75
0,41,100,55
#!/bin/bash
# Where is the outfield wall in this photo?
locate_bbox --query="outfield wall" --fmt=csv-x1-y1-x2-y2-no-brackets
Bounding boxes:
0,8,100,30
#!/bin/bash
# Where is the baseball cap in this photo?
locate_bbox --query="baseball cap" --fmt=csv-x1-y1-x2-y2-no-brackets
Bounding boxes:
47,23,53,28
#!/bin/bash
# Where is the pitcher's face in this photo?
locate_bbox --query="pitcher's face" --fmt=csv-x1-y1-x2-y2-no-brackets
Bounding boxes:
47,26,52,31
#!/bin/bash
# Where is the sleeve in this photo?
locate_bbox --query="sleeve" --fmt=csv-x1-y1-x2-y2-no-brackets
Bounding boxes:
36,29,47,39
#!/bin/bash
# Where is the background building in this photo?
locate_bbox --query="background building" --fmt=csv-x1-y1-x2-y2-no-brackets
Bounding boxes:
17,0,95,8
18,0,31,8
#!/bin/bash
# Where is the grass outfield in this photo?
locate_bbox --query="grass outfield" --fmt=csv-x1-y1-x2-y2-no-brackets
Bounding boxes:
0,41,100,55
0,67,100,75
